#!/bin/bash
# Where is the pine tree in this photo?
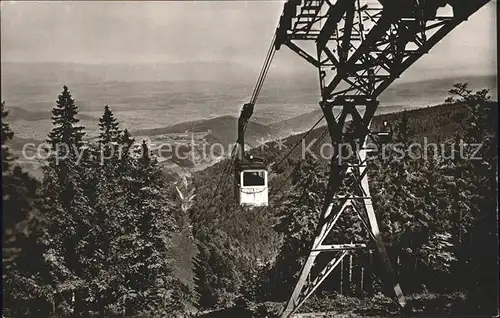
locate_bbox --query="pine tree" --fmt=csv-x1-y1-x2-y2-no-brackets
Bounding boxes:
259,157,326,301
1,102,15,172
98,105,121,144
95,105,123,169
193,229,245,310
117,129,135,171
2,102,51,316
394,110,413,144
47,85,85,156
41,87,94,315
444,83,498,314
121,129,135,149
106,140,182,315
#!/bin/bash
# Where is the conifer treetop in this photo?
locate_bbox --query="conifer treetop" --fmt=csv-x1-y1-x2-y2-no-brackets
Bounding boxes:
47,85,85,152
1,102,14,144
1,102,16,172
98,105,122,144
121,129,135,148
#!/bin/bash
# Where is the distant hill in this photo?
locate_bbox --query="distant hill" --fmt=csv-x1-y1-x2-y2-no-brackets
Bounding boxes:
268,109,324,137
6,106,96,122
380,74,497,106
133,115,278,147
267,74,496,137
6,99,497,184
268,104,424,138
246,101,497,170
0,61,258,87
7,136,43,149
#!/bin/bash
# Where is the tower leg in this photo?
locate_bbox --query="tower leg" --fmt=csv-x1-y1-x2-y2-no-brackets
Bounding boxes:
280,98,405,317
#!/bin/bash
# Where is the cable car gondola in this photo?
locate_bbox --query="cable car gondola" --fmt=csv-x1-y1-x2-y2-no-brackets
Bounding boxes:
235,155,268,207
378,120,393,144
234,103,269,207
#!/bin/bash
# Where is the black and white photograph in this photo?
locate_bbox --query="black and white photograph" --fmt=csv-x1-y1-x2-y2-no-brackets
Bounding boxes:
1,0,498,317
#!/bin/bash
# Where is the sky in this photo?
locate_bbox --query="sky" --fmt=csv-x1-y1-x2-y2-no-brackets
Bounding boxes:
1,0,497,81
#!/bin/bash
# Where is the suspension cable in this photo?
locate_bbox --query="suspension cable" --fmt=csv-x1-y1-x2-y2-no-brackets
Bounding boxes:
208,30,277,207
208,121,247,207
248,115,328,214
270,115,325,176
268,127,329,199
208,147,236,207
250,33,277,105
266,110,342,204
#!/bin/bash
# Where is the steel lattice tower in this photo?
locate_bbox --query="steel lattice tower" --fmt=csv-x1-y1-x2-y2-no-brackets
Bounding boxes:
271,0,491,316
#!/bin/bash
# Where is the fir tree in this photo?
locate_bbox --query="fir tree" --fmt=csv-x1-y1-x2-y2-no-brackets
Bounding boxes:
259,157,326,301
117,129,135,170
98,105,121,144
95,105,122,168
43,86,87,209
106,140,182,315
394,110,413,144
444,83,498,313
41,87,93,315
193,229,244,310
2,101,39,265
47,85,85,156
121,129,135,149
1,102,15,172
2,102,51,316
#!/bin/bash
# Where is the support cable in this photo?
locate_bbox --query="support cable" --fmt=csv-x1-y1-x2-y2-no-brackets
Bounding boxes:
250,33,277,105
209,31,277,207
270,115,325,176
208,122,247,207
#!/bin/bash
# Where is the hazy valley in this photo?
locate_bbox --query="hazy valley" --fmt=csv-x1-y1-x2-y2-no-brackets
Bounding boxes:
1,62,497,178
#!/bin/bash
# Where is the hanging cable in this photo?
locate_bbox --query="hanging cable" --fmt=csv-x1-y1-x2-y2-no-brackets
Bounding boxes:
267,127,329,200
208,30,277,208
264,111,342,210
250,33,277,105
208,118,251,208
254,49,276,105
250,115,328,214
208,129,242,207
270,115,325,176
208,154,234,207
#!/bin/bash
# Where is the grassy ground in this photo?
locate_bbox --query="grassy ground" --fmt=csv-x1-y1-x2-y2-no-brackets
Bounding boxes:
196,291,472,318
